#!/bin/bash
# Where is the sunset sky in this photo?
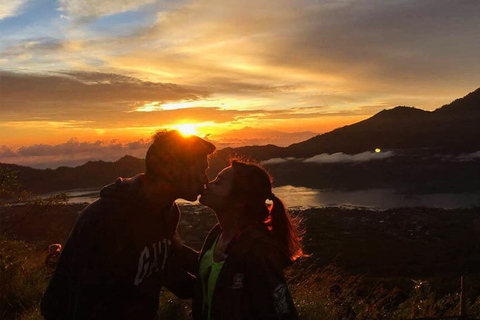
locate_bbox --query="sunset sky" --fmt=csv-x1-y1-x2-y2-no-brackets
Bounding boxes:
1,0,480,167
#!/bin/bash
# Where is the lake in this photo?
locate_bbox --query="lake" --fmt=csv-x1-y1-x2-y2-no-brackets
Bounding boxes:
45,186,480,210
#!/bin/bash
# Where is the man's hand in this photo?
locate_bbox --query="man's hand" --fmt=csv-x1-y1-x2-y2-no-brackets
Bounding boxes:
172,230,184,252
165,203,181,238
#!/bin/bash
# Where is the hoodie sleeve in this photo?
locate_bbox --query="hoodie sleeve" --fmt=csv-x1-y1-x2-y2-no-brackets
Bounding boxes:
41,205,102,320
161,245,198,299
41,220,79,320
41,200,127,320
161,203,200,298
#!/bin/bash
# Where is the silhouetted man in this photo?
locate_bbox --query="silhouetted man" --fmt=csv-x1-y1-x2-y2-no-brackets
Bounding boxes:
41,130,215,320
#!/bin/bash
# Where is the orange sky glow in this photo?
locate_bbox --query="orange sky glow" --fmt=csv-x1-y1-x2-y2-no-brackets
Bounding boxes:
1,0,480,167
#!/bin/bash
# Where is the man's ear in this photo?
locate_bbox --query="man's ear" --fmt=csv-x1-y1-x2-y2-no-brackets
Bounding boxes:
161,166,178,183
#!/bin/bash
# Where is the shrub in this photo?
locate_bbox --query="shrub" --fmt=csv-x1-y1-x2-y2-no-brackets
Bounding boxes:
0,235,48,320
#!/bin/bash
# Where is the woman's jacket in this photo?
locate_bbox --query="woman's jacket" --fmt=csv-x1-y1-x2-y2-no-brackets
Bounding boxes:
181,223,299,320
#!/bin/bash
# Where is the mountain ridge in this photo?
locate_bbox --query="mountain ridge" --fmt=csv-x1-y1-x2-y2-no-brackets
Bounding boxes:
2,87,480,194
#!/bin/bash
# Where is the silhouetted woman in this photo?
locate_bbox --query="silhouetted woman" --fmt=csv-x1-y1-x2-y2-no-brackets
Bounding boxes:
177,160,303,320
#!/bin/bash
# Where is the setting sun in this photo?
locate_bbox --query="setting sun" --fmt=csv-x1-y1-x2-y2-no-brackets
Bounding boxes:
174,124,198,136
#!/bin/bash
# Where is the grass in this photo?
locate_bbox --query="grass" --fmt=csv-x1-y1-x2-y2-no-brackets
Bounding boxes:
1,201,480,319
2,233,480,320
0,235,47,320
286,260,479,320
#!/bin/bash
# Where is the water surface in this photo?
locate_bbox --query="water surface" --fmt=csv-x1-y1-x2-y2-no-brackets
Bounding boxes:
45,186,480,209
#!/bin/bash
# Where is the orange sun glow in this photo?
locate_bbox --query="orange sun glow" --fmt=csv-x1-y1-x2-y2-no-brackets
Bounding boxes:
174,123,198,136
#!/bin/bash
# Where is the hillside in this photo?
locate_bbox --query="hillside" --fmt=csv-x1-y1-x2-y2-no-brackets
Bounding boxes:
0,156,145,194
286,89,480,157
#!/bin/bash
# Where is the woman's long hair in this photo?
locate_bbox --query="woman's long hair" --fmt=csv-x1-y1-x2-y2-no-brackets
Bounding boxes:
229,160,303,261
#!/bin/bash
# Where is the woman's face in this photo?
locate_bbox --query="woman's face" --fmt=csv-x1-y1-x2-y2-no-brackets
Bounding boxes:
199,166,235,210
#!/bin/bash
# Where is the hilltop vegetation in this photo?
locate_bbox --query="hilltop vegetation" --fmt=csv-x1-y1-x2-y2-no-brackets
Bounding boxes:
2,200,480,319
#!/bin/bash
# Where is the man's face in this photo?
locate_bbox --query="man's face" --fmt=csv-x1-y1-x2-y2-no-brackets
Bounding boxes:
174,156,209,202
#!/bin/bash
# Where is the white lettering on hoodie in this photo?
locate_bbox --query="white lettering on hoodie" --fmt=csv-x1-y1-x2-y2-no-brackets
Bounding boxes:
134,239,171,286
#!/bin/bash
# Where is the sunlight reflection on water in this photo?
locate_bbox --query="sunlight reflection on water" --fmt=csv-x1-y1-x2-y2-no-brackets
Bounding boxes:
273,186,480,209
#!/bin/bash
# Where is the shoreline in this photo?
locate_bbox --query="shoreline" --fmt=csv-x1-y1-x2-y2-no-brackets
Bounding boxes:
37,186,480,210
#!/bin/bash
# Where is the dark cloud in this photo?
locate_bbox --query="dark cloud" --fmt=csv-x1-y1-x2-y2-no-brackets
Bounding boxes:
256,104,386,120
0,70,210,118
0,37,64,59
15,138,150,157
0,146,16,157
267,0,480,93
0,66,383,129
202,77,297,94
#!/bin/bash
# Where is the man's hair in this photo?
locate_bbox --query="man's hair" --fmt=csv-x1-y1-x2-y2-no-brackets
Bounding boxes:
145,130,215,179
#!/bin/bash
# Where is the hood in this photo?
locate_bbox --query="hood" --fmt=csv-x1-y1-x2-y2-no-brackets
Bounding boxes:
99,173,146,206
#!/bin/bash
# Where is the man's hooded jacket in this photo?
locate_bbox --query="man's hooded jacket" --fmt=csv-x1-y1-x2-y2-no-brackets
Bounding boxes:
41,174,194,320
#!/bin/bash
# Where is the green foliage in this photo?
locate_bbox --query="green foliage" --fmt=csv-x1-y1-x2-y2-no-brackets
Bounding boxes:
0,169,69,319
0,167,29,206
287,262,399,320
0,167,68,209
2,234,480,320
2,202,480,319
30,193,69,208
151,261,480,320
17,306,43,320
158,289,192,320
0,235,48,320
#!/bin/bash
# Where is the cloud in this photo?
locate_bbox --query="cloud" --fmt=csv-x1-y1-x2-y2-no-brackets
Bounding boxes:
0,138,151,168
262,157,296,165
0,38,63,58
263,151,395,165
0,70,375,130
15,138,150,157
1,120,94,129
0,146,16,157
6,0,478,117
0,0,27,19
269,0,480,95
58,0,157,19
4,0,480,148
453,151,480,162
304,151,395,164
135,0,480,103
0,70,210,119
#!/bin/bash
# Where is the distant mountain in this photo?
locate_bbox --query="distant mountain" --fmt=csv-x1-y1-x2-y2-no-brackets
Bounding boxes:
285,88,480,157
0,155,145,194
3,88,480,195
219,88,480,160
208,127,317,148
